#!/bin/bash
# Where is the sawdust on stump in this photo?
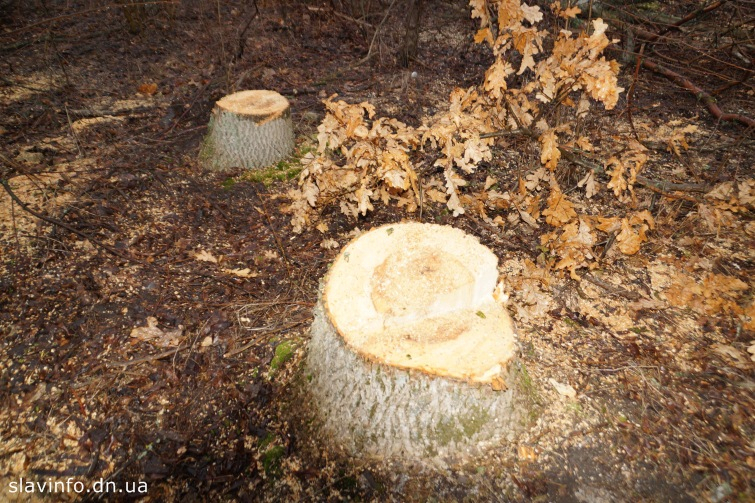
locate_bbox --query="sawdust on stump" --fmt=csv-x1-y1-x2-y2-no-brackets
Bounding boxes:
307,222,524,465
199,90,295,171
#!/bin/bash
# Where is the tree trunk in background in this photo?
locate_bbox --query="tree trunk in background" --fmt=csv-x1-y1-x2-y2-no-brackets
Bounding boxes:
399,0,423,68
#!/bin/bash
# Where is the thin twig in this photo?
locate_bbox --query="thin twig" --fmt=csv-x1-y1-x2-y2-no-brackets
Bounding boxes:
248,184,293,275
625,42,645,142
583,273,642,301
235,0,259,62
63,104,83,157
3,1,178,37
559,148,710,193
224,321,305,358
106,344,189,369
356,0,398,66
642,59,755,128
306,6,373,29
0,177,151,266
657,0,727,37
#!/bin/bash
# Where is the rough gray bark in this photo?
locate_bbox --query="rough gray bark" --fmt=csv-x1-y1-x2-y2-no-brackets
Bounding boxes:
307,301,525,465
199,90,294,172
305,223,526,466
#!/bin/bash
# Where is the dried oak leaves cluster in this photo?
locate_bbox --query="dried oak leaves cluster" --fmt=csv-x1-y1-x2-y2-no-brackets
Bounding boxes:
285,0,754,314
287,2,627,248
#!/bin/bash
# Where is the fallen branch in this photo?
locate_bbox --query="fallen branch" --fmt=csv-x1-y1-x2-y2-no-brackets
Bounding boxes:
106,344,190,369
560,147,710,193
306,6,373,29
583,273,643,301
657,0,727,38
67,106,157,118
223,321,305,358
0,177,150,266
642,59,755,128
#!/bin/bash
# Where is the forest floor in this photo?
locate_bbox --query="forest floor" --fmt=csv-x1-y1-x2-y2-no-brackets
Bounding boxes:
0,1,753,501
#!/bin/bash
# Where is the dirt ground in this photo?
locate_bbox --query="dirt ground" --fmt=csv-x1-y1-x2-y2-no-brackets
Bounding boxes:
0,1,753,502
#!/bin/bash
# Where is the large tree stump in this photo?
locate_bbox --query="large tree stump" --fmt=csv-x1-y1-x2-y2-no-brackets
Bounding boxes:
307,223,524,465
199,90,295,172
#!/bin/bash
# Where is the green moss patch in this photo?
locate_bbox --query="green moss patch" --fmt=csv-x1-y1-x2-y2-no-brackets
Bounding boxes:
270,341,294,372
239,143,316,186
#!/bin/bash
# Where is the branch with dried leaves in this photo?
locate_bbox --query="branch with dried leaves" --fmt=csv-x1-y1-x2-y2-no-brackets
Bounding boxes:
559,147,710,194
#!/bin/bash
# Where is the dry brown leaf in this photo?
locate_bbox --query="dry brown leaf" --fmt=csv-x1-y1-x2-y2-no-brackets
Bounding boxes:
738,179,754,207
320,238,340,249
137,83,158,95
518,207,540,228
559,6,581,19
484,175,498,190
223,268,257,278
605,156,627,197
517,445,538,462
130,317,183,347
484,58,514,99
425,188,447,203
615,218,645,255
491,375,508,391
665,272,749,317
525,167,548,191
194,249,218,263
666,124,697,156
577,170,597,198
549,378,577,398
711,344,749,368
543,186,577,227
539,130,561,170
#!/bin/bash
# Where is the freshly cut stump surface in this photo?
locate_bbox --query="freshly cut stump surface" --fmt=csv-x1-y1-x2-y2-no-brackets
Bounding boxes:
307,223,523,465
199,90,294,171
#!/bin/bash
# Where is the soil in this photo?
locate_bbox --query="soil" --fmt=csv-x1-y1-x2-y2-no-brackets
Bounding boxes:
0,1,753,502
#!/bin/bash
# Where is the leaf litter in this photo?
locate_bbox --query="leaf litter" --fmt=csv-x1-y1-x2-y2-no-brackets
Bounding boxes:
0,0,753,501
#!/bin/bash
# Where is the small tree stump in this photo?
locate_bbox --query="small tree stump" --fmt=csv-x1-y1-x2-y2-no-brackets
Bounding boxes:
307,223,524,465
199,90,295,171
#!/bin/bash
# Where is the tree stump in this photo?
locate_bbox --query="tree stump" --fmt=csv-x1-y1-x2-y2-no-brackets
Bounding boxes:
307,223,524,465
199,90,295,172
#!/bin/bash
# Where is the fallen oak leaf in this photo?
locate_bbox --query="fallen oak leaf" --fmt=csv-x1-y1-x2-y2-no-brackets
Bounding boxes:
491,375,508,391
194,249,218,263
222,267,257,278
577,171,597,198
543,186,577,227
137,83,158,95
320,238,340,249
130,317,183,347
548,378,577,398
711,343,750,368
